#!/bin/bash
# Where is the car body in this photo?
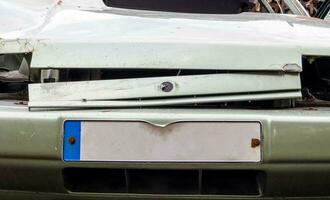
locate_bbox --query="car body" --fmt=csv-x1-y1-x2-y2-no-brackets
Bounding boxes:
1,0,330,199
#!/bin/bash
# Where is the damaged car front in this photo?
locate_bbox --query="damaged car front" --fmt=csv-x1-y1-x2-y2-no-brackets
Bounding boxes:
1,0,330,199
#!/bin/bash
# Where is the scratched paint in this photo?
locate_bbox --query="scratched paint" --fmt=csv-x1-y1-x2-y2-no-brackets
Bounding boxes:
1,0,330,70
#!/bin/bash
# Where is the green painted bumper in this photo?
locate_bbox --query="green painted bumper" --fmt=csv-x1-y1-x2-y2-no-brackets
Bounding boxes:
1,103,330,199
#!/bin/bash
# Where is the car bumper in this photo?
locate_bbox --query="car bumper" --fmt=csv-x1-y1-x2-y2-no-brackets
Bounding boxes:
1,102,330,199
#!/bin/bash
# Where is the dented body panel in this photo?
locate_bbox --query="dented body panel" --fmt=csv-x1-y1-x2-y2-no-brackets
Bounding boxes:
2,0,330,199
1,1,330,70
29,73,301,101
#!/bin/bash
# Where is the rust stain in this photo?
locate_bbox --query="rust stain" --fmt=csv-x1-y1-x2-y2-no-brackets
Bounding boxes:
14,101,27,105
251,138,260,148
68,136,76,145
57,0,63,5
303,107,318,111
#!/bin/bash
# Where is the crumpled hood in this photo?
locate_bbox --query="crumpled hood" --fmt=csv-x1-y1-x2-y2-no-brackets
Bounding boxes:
1,0,330,71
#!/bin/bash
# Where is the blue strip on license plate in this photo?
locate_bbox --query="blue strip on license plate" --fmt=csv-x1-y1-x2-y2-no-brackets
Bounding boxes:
63,121,81,161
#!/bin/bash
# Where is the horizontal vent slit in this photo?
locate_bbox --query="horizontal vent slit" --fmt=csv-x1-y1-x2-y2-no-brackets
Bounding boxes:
63,168,263,196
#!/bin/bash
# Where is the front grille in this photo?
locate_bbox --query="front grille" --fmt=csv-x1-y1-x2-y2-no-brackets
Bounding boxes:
63,168,263,196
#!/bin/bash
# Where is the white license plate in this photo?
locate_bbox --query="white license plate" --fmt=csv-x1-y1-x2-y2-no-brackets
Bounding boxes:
63,121,261,162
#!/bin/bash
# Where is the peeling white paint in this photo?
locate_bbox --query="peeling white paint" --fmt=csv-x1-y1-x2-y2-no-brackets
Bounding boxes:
29,73,301,101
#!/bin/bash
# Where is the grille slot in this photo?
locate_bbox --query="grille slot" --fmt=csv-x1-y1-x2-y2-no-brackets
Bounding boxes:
128,169,199,194
63,168,126,193
63,168,262,195
201,170,260,195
